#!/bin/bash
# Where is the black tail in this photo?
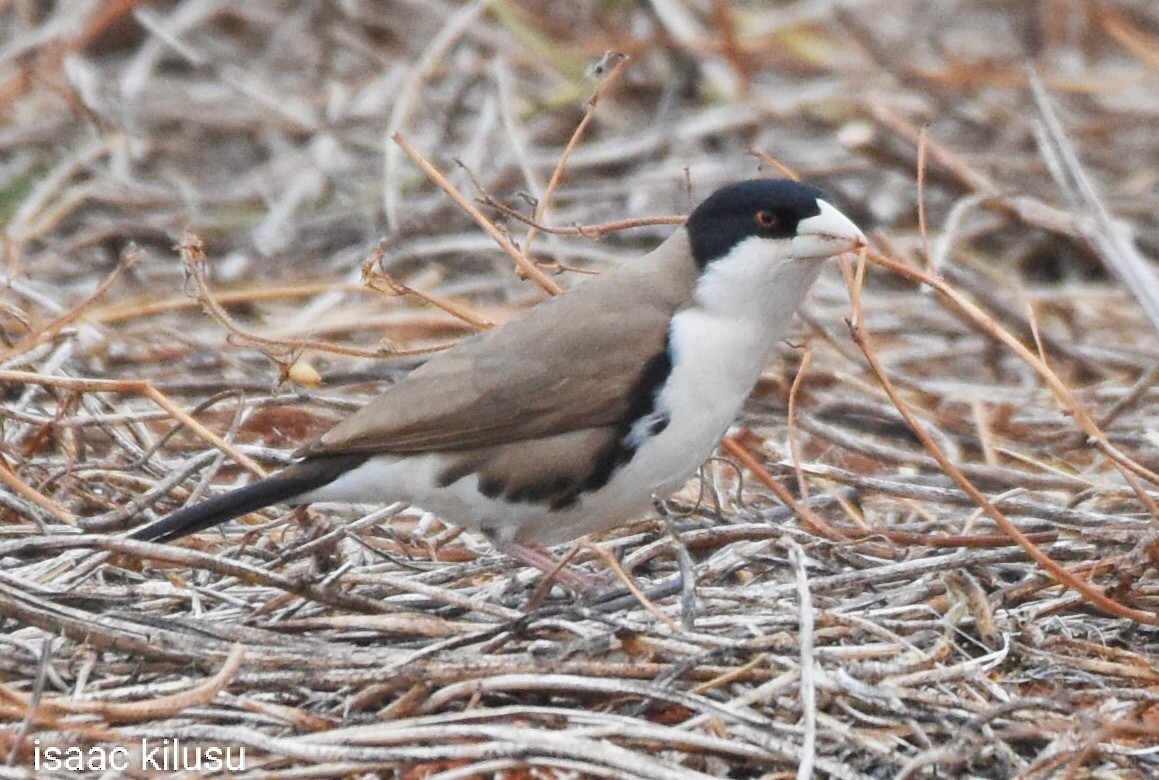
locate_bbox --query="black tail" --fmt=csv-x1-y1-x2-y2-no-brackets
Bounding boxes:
130,455,370,543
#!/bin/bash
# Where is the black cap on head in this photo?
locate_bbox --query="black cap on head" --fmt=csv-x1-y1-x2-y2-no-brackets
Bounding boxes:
684,179,828,268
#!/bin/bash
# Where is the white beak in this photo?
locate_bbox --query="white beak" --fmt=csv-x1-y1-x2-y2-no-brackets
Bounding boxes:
790,199,867,260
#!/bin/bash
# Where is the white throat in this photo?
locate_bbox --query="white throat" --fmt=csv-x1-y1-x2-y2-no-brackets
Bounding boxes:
692,235,828,351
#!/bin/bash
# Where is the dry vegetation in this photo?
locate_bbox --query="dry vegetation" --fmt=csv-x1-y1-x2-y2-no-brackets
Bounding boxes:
2,1,1159,778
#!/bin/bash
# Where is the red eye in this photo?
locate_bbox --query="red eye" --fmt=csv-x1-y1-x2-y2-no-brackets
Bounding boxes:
755,210,778,228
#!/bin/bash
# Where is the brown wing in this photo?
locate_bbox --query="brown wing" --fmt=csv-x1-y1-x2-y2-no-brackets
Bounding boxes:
298,229,698,457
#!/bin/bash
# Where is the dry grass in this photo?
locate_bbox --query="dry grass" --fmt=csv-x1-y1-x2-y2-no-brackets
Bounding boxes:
3,1,1159,778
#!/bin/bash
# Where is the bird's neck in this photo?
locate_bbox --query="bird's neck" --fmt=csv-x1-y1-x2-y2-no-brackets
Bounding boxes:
692,239,827,345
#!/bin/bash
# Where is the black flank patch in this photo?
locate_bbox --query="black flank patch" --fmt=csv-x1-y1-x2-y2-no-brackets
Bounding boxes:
477,475,503,499
473,471,585,510
576,344,673,500
435,457,479,489
507,474,577,506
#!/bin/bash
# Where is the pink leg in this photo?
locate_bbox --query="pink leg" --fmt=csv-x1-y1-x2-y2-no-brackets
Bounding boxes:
492,539,601,592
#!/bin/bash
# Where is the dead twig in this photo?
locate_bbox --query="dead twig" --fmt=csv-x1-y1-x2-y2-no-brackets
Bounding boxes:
523,52,631,257
392,132,563,296
0,369,265,477
178,232,432,362
722,435,847,543
0,245,139,365
0,644,244,725
846,249,1159,625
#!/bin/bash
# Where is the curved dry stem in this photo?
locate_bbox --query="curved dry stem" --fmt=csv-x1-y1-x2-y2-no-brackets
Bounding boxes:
0,369,265,477
847,249,1159,625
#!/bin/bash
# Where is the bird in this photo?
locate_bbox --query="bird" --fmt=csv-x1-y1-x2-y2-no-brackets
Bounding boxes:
129,178,866,584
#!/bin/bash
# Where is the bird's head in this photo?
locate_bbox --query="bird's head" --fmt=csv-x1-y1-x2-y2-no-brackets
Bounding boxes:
682,179,866,318
685,178,866,268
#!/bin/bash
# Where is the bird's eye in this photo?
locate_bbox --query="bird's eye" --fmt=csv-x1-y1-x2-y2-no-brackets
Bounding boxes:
755,210,778,228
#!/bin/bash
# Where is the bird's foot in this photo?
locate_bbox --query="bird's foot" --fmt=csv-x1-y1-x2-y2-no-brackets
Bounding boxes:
491,539,602,593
